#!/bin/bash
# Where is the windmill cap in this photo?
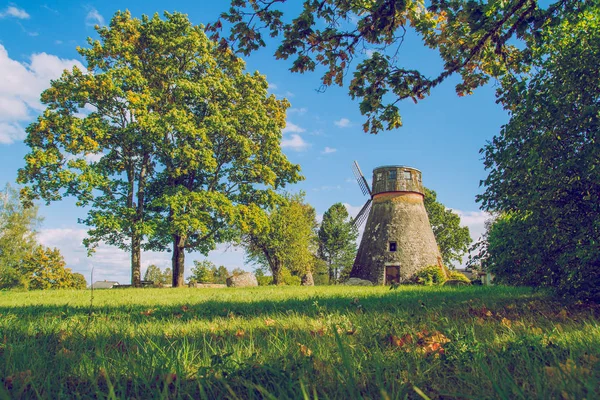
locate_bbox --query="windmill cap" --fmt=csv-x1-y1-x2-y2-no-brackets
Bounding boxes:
373,165,422,173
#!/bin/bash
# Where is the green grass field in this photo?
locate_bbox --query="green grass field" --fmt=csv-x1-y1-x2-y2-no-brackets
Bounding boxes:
0,285,599,399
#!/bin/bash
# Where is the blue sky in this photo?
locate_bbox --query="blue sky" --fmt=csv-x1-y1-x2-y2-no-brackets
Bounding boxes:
0,1,506,283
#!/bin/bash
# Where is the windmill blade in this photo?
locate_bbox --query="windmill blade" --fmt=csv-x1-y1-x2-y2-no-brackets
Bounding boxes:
352,161,372,196
352,199,372,228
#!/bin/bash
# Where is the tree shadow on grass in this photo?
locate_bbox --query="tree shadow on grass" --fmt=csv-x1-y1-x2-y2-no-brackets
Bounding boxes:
0,286,545,322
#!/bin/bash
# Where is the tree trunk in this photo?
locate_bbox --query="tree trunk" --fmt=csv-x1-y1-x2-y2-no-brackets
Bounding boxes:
271,261,283,285
262,247,282,285
328,260,334,285
172,234,186,287
132,154,149,288
131,234,141,287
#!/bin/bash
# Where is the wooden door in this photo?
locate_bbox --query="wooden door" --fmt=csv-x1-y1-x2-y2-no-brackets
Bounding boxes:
385,266,400,285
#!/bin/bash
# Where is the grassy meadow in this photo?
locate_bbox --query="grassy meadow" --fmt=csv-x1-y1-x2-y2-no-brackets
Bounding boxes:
0,285,599,399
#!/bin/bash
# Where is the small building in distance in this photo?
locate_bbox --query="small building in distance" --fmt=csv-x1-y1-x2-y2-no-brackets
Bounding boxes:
91,280,120,289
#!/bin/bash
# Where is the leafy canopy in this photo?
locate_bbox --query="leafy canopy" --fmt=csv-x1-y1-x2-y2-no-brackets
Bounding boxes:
243,193,318,284
18,11,301,286
424,188,472,267
477,3,600,300
318,203,358,283
209,0,579,133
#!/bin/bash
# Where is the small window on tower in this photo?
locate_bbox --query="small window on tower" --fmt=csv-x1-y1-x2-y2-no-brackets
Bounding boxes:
404,170,412,180
376,172,383,181
418,173,422,183
389,242,397,252
389,170,397,180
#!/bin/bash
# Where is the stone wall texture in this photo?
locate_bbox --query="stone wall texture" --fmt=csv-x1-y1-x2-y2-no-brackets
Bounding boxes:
350,191,441,284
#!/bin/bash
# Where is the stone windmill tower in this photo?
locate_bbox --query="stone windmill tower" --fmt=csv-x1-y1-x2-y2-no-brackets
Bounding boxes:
350,162,441,284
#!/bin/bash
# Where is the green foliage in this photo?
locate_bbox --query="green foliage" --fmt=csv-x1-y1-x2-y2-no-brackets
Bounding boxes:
18,11,301,288
424,188,472,266
318,203,358,284
214,265,229,285
21,246,83,290
280,268,301,286
254,268,273,286
448,271,472,284
0,183,40,288
190,260,218,284
143,265,171,286
1,286,598,399
209,0,573,133
415,265,447,286
478,5,600,301
1,184,81,290
71,273,87,289
312,257,329,286
243,192,318,284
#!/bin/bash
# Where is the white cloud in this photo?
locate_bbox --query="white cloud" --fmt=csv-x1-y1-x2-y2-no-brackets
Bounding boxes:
288,107,307,115
449,209,493,268
284,91,295,98
85,8,105,27
0,44,84,144
343,202,368,244
281,134,309,151
342,203,363,219
0,6,30,19
334,118,351,128
321,146,337,154
452,209,490,242
267,83,277,90
0,122,25,144
282,121,305,134
364,49,375,58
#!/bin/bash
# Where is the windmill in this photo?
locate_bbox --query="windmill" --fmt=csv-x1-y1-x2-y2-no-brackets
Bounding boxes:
350,162,441,285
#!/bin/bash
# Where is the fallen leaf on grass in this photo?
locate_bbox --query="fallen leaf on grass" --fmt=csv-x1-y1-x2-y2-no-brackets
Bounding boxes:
557,309,568,321
426,332,450,344
57,348,74,357
140,309,154,316
469,306,493,318
264,318,276,326
501,317,512,327
531,327,543,335
180,305,189,312
310,326,327,337
582,354,599,366
4,370,32,390
298,343,312,357
235,329,245,338
389,334,413,348
545,359,591,379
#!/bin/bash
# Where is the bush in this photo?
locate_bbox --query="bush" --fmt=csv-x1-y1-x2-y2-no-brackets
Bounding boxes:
448,271,471,283
281,268,301,286
415,265,447,286
256,275,273,286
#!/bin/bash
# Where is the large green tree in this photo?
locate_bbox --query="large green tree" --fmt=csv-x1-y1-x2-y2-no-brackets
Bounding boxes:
210,0,580,133
22,246,86,290
318,203,357,284
477,5,600,300
1,184,84,290
243,193,318,284
424,188,472,266
142,13,301,285
0,184,41,288
19,11,300,287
